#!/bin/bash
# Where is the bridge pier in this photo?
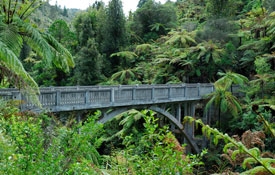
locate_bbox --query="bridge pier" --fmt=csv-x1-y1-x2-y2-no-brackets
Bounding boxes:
183,102,196,152
168,101,208,153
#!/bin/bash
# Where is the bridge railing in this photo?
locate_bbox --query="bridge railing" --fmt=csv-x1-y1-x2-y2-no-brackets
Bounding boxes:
0,83,241,112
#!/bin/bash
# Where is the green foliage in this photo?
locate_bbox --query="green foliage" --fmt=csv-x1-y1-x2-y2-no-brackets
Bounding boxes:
73,38,104,85
255,56,272,74
110,68,139,85
49,19,77,53
103,110,205,174
215,71,248,90
130,0,177,42
0,100,104,174
205,72,243,129
0,0,74,105
73,9,97,47
101,0,127,56
205,0,242,18
184,116,275,175
165,29,197,47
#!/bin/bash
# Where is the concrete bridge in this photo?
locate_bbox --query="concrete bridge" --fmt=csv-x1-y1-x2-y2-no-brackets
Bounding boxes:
0,83,240,153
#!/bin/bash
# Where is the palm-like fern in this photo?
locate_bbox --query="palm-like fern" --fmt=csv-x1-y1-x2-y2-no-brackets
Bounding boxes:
190,40,225,64
205,73,243,129
0,0,74,105
164,29,197,48
215,71,248,90
110,68,137,84
266,11,275,36
249,73,275,98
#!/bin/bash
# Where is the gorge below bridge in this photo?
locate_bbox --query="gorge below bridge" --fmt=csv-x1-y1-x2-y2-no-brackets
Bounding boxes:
0,83,240,153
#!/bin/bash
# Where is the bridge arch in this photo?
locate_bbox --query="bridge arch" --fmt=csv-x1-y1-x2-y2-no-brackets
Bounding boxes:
98,105,200,153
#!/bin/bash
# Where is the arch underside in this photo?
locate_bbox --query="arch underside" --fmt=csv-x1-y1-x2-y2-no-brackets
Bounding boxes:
98,105,200,153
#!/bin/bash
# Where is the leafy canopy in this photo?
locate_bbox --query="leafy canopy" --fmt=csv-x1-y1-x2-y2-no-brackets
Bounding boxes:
0,0,74,104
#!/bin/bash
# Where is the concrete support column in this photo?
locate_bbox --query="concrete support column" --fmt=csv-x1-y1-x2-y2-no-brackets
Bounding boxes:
170,105,176,130
77,112,82,123
176,103,181,123
184,102,194,137
183,102,196,152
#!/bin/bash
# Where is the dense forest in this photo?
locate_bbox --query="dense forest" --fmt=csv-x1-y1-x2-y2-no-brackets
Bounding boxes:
0,0,275,174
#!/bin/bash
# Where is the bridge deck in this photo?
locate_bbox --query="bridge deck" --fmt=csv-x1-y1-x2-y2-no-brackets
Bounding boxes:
0,83,239,112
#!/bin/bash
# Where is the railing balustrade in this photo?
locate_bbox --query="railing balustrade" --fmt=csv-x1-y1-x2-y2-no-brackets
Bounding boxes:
0,83,233,112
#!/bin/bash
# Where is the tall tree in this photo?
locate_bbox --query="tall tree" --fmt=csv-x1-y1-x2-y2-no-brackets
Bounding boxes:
49,19,77,52
73,39,104,85
205,0,242,18
101,0,127,57
131,0,177,42
74,10,97,48
137,0,149,8
0,0,74,102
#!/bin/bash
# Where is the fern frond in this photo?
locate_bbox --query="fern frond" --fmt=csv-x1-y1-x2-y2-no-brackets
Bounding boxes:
183,116,275,175
17,18,53,64
111,51,137,60
223,142,236,153
241,166,274,175
0,40,40,106
42,32,75,72
135,44,153,54
0,22,22,56
18,18,74,72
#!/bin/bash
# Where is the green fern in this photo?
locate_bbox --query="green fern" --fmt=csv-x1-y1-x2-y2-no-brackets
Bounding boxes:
165,29,196,47
111,51,137,60
0,0,74,106
184,116,275,175
135,43,154,55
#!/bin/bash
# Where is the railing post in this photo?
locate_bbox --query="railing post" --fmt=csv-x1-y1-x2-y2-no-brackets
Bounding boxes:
168,86,171,99
12,91,22,101
183,84,186,97
85,90,89,104
111,88,115,103
197,83,200,96
132,85,137,100
12,91,22,110
151,87,155,101
56,91,61,106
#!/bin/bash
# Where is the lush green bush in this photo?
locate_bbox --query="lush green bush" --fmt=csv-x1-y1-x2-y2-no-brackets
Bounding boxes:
0,100,104,174
102,110,205,175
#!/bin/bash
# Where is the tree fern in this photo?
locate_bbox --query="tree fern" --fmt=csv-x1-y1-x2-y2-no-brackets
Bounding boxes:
110,68,136,84
215,71,248,90
165,29,196,48
0,22,22,56
190,40,225,64
111,51,137,60
0,0,74,106
42,32,74,72
266,11,275,36
17,18,54,65
135,43,154,55
0,40,39,104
